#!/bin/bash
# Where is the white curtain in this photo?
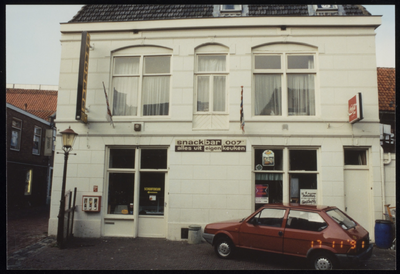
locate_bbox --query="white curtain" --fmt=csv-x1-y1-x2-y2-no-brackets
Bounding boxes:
198,55,226,72
287,74,315,115
197,76,209,111
142,76,170,116
213,76,226,112
254,74,282,115
113,77,138,116
112,57,140,116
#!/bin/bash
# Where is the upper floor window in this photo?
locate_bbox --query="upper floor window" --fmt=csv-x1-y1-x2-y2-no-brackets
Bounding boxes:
195,53,228,113
253,53,316,116
112,54,171,117
32,126,42,155
344,148,367,165
10,118,22,151
221,5,242,11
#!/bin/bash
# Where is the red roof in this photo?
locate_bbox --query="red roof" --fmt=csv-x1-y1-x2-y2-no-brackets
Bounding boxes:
6,89,58,121
377,68,395,112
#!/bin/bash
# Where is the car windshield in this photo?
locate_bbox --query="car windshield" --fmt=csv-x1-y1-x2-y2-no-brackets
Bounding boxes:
326,209,356,230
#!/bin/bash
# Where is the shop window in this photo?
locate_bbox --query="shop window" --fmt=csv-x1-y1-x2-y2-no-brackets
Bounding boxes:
254,149,283,171
289,150,317,171
286,210,327,232
139,173,165,215
106,147,167,217
344,149,367,165
253,53,316,116
289,174,317,203
108,173,134,215
109,149,135,168
10,118,22,151
251,208,286,227
112,54,171,117
32,126,42,155
255,174,283,209
24,169,32,195
141,149,167,169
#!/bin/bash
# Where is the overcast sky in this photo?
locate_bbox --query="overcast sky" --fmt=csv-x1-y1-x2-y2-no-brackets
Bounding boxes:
6,5,395,86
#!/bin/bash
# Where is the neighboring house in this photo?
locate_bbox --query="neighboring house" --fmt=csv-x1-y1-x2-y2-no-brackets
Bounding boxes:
48,5,386,241
377,67,396,210
6,85,58,206
377,68,395,153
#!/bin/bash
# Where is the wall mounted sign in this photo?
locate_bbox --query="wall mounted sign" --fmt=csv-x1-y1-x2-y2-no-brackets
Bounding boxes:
300,189,317,205
255,184,269,203
175,139,246,152
76,31,90,124
348,93,363,124
262,150,275,166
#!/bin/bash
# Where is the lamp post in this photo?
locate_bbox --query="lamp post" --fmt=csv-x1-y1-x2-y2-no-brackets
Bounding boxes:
57,127,78,248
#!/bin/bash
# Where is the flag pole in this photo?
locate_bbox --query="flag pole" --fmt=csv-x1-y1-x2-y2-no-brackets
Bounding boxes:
102,81,115,128
240,86,245,133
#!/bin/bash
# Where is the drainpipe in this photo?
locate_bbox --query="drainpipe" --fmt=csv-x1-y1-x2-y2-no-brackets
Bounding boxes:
380,147,392,216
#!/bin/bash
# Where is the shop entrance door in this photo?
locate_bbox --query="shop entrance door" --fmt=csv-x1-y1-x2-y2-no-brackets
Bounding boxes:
137,172,166,237
344,169,370,231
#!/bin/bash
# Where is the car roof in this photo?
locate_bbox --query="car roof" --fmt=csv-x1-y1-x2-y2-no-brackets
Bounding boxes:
261,203,336,211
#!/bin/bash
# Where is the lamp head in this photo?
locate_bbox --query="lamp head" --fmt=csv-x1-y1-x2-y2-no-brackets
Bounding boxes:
60,127,78,149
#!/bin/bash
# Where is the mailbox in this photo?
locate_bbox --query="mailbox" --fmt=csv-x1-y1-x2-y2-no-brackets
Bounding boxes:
82,196,101,212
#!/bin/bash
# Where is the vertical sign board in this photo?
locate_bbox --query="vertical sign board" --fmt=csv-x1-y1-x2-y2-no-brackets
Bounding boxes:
348,93,363,124
76,31,90,123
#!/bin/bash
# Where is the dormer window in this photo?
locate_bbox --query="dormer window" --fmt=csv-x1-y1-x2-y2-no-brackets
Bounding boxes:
221,5,242,12
316,5,338,10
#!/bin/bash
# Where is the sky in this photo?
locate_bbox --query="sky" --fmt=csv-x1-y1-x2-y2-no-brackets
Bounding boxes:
5,4,396,86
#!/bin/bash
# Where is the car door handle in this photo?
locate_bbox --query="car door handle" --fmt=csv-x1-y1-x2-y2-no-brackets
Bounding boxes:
278,231,283,237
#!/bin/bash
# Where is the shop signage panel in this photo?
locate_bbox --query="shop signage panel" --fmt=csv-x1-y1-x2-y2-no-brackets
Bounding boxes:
175,139,246,152
300,189,317,205
76,31,90,124
348,92,363,124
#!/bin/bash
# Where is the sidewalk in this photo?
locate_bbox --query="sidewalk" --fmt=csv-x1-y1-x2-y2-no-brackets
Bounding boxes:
7,236,396,270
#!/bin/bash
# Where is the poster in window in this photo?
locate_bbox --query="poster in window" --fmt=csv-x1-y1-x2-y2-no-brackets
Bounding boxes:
255,184,269,203
262,150,275,166
300,189,317,205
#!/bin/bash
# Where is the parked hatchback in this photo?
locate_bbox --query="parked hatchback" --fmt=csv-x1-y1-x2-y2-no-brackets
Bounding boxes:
203,203,373,270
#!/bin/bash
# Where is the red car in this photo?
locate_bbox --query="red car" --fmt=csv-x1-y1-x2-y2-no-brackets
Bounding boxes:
202,203,373,270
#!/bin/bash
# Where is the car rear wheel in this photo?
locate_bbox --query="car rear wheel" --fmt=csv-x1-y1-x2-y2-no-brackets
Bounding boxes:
214,236,235,259
310,251,338,270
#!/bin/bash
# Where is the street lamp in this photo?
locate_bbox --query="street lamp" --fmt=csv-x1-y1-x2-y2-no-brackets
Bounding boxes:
57,127,78,248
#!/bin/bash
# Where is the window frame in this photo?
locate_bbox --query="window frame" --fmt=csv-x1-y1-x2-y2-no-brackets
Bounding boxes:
194,53,229,114
10,118,22,151
32,126,42,155
253,147,319,207
220,5,242,12
111,54,172,118
343,148,369,167
252,52,317,117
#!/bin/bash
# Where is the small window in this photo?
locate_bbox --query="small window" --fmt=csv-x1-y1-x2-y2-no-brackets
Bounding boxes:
140,149,167,169
252,208,286,227
254,149,283,171
221,5,242,11
109,149,135,169
289,150,317,171
287,55,314,69
255,55,281,70
316,5,338,10
344,149,367,165
11,118,22,151
32,126,42,155
286,210,327,232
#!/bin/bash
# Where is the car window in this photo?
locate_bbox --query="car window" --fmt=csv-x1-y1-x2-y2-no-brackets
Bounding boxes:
286,210,327,232
251,208,286,227
326,209,356,230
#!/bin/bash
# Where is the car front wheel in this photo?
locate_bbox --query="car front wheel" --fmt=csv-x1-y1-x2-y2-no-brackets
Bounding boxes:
310,251,338,270
214,236,235,259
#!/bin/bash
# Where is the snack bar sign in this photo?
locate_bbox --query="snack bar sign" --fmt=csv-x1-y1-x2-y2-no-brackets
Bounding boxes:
175,139,246,152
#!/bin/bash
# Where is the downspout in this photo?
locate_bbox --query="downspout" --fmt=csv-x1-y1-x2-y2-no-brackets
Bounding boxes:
380,147,392,215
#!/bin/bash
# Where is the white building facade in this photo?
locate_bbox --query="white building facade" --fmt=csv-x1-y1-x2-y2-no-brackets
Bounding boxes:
48,5,386,241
